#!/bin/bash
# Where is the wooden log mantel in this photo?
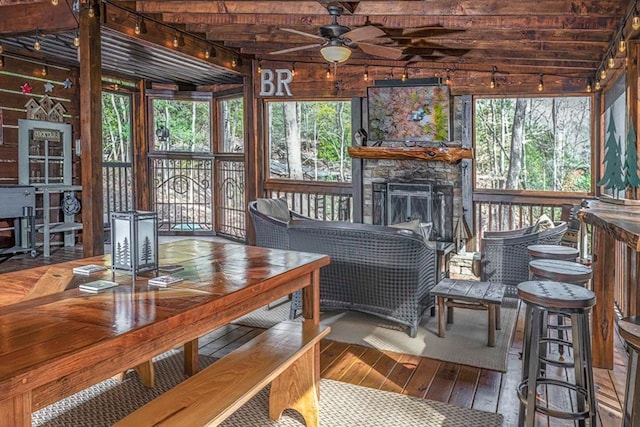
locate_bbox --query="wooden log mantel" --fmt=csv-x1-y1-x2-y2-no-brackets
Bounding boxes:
348,146,473,163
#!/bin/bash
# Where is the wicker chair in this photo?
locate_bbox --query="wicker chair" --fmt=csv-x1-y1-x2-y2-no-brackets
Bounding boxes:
288,220,438,338
480,221,568,297
248,200,310,250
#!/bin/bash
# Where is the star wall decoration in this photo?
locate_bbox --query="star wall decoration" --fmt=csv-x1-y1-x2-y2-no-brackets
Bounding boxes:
44,82,54,93
21,83,32,94
63,78,73,89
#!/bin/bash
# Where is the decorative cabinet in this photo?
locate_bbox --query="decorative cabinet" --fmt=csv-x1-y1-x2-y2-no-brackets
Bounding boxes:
18,119,82,257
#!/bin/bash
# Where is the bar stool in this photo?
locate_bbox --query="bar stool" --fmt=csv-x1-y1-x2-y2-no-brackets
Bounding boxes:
517,280,597,427
527,244,579,261
529,258,593,360
618,316,640,426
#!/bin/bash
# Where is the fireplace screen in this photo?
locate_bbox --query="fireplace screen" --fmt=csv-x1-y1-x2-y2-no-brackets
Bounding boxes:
373,181,453,241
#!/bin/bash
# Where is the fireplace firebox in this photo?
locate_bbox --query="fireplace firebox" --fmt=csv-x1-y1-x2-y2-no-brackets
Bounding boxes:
372,181,453,241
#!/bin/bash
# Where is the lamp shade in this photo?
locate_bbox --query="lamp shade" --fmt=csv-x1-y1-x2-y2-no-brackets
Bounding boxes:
320,45,351,63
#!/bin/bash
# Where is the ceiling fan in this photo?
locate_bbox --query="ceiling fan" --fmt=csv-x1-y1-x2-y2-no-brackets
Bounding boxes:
269,5,404,63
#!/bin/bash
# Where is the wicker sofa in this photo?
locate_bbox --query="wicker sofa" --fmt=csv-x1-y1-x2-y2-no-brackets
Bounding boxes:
479,221,567,297
248,200,438,337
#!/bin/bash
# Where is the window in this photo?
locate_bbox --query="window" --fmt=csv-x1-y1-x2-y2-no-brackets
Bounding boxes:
220,97,244,153
266,100,351,182
151,98,212,153
474,97,591,192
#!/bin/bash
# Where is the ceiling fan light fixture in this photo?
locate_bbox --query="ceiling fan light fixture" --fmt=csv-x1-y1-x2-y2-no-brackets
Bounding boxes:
320,45,351,63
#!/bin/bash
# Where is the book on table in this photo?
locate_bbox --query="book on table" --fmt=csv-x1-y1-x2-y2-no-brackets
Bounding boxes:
73,264,108,275
148,275,184,287
79,280,119,293
158,264,184,273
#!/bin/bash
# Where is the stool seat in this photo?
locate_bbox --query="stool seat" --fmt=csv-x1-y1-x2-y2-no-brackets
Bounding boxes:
527,244,579,261
517,280,596,310
529,259,592,285
619,316,640,349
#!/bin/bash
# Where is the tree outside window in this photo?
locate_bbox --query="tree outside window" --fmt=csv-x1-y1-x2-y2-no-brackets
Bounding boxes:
474,97,591,193
267,101,352,182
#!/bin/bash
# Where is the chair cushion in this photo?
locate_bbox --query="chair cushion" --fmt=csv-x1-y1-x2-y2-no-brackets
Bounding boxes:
533,213,555,233
390,219,421,234
256,198,291,223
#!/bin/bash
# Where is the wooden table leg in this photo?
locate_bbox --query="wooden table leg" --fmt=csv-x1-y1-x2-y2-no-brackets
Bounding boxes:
0,392,31,427
184,339,199,376
446,300,454,324
437,296,446,338
495,305,502,330
488,303,496,347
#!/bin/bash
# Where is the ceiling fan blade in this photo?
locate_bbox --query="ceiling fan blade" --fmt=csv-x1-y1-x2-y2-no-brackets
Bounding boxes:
358,42,404,60
269,43,323,55
342,26,385,42
281,28,326,41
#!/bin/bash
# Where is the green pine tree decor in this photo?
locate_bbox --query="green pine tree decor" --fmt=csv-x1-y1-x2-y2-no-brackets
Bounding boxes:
625,117,640,188
597,110,625,194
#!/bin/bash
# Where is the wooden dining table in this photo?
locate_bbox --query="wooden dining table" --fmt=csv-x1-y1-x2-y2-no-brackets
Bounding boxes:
0,239,329,426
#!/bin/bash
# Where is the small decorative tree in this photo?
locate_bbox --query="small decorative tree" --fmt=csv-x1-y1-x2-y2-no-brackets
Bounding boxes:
596,110,625,196
624,117,640,189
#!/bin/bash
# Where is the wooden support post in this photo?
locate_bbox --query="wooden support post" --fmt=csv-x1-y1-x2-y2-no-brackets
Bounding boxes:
592,226,615,369
79,1,104,256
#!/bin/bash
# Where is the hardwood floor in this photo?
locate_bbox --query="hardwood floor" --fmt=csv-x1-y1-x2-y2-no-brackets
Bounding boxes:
0,243,626,426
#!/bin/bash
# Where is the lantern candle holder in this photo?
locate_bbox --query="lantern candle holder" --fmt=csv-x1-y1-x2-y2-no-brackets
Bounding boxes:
110,211,158,278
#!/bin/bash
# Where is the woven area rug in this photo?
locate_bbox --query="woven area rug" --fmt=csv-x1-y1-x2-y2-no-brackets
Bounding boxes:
233,298,519,372
33,350,503,427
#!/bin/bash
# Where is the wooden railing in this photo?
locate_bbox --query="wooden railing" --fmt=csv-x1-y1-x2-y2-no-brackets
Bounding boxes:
264,180,353,221
472,190,590,249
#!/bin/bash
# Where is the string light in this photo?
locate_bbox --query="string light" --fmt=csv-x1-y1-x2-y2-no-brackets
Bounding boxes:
291,62,296,77
600,68,607,80
619,39,627,53
595,80,601,90
33,30,41,51
257,60,262,74
537,73,544,92
326,63,331,79
363,65,369,81
88,4,95,17
586,80,592,93
0,56,4,68
489,66,497,89
401,65,408,82
73,30,80,47
41,64,48,76
172,33,179,48
51,0,58,5
204,46,210,59
445,69,451,85
134,17,147,35
113,81,119,90
231,56,237,68
608,56,615,69
634,14,640,31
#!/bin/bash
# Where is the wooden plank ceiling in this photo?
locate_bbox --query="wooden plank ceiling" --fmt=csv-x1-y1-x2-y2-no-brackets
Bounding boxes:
0,0,636,90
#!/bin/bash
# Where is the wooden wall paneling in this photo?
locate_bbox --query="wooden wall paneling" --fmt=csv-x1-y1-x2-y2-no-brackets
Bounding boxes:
592,226,615,369
79,5,104,256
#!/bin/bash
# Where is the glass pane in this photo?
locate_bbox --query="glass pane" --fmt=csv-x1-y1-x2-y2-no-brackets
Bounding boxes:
152,99,211,153
220,97,244,153
102,92,133,162
48,140,63,157
267,101,352,182
474,97,592,192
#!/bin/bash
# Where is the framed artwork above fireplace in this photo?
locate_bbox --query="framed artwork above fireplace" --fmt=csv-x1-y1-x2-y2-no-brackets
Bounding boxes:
367,85,450,144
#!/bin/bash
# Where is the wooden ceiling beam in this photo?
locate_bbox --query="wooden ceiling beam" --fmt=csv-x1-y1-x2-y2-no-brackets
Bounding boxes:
161,13,621,31
0,2,77,34
137,1,625,17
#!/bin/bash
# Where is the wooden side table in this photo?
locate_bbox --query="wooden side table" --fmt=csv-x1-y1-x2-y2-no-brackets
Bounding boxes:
430,278,506,346
527,244,579,261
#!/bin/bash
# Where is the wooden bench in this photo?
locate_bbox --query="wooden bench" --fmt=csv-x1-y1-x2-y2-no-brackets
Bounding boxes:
114,321,330,427
430,278,506,347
